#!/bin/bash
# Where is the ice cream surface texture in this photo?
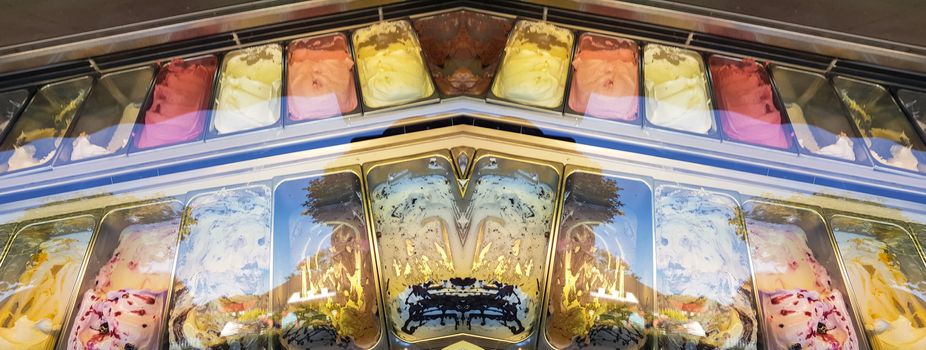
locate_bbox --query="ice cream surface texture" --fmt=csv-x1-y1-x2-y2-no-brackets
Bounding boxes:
568,33,639,121
413,11,513,96
835,228,926,349
0,228,93,350
653,186,757,349
368,155,557,343
746,219,859,349
70,103,140,161
68,218,180,350
287,33,357,121
644,45,713,134
709,57,790,149
214,44,282,134
136,57,216,149
168,186,272,349
785,103,857,161
353,20,434,108
491,20,573,108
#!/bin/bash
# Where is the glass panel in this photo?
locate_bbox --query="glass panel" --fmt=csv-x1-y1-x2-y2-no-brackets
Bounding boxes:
413,10,513,97
64,201,182,349
0,77,92,173
167,186,272,348
567,33,640,122
286,33,359,122
709,55,793,150
352,20,435,109
0,215,96,349
834,76,926,173
58,67,155,164
491,20,574,109
0,89,30,143
832,216,926,349
896,89,926,145
743,201,861,349
212,44,283,135
0,224,13,261
653,185,758,349
770,67,867,163
271,172,380,349
366,153,559,346
133,56,217,151
545,172,654,349
643,44,714,135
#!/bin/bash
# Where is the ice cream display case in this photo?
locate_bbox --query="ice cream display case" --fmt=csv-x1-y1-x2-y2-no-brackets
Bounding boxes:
1,1,926,350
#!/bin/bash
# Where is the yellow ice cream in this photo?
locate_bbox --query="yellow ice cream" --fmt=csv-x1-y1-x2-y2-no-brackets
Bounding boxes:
644,44,712,134
0,231,92,349
214,44,282,134
835,231,926,349
492,20,573,108
353,20,434,108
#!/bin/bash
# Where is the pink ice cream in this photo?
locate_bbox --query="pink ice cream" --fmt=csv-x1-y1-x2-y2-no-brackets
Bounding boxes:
709,57,790,149
135,57,216,149
568,33,639,121
286,33,357,121
761,289,857,350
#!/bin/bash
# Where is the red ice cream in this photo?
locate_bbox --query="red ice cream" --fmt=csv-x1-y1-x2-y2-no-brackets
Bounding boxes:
286,33,358,121
709,56,790,149
568,33,639,121
135,57,216,149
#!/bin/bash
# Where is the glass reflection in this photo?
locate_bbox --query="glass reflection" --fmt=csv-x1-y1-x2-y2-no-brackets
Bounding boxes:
832,216,926,349
568,33,640,122
709,56,792,150
286,33,358,122
272,172,380,349
643,44,713,135
0,89,29,143
653,185,758,349
0,215,95,350
492,20,574,109
545,172,654,349
168,186,272,349
896,89,926,148
366,153,559,345
352,20,434,109
134,56,216,150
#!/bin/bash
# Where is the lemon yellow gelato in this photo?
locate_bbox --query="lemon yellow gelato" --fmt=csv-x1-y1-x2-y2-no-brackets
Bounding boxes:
644,44,713,134
491,20,573,108
213,44,282,134
353,20,434,108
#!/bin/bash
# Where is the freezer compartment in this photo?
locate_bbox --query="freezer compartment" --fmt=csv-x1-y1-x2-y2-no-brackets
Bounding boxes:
652,184,758,349
565,32,641,123
770,66,869,164
896,89,926,149
352,20,437,111
364,150,561,348
210,43,283,137
743,201,866,350
830,215,926,349
489,20,574,112
58,200,182,350
412,10,514,98
166,185,273,349
0,89,30,144
643,44,716,137
543,170,654,350
131,55,218,152
271,171,382,349
833,76,926,174
285,32,361,123
0,76,93,175
56,66,155,165
0,214,97,350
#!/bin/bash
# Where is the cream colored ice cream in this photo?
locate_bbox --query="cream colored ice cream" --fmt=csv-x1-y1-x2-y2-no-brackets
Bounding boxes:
786,103,857,161
747,220,832,292
4,88,87,172
836,231,926,349
69,103,139,161
213,44,282,134
654,186,757,349
0,231,92,350
644,45,712,134
491,20,573,108
353,21,434,108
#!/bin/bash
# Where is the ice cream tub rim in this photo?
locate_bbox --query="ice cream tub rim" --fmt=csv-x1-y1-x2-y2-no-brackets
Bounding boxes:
640,43,719,139
282,31,363,125
207,43,285,140
563,31,644,126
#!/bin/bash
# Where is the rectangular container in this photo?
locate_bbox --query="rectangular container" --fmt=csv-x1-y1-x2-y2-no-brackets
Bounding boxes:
541,167,655,350
351,20,438,113
564,32,643,125
56,66,156,165
209,43,283,138
488,19,575,114
0,76,94,176
284,32,362,125
642,44,718,138
896,89,926,150
271,169,384,349
0,213,98,350
57,199,183,350
0,89,31,146
833,76,926,175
